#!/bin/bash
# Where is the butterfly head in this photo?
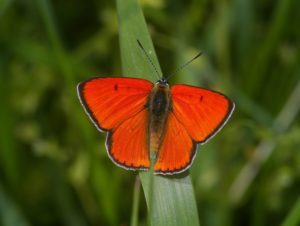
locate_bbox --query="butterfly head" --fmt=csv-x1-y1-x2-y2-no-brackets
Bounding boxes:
156,78,169,88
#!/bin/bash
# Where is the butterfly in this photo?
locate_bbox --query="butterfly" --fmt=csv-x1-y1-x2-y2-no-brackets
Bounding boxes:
77,75,234,175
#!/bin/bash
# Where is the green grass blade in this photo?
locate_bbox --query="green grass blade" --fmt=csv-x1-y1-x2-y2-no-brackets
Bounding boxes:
117,0,161,81
116,0,200,225
244,0,293,95
140,174,200,226
0,71,19,189
0,183,30,226
281,197,300,226
35,1,119,224
130,177,141,226
35,0,73,85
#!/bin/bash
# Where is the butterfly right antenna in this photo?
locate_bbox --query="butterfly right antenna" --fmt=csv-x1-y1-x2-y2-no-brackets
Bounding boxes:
137,40,162,80
165,52,203,80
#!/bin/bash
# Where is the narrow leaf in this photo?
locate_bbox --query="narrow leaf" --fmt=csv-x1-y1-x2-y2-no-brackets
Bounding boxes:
116,0,200,225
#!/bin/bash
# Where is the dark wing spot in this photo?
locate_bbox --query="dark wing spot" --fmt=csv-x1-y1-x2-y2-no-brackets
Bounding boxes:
114,84,118,91
200,96,203,102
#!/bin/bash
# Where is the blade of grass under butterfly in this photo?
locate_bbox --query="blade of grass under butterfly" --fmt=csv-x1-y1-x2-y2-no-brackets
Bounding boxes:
116,0,200,225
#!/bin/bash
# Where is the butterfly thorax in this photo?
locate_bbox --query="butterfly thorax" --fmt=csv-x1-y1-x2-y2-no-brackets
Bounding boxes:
147,80,172,160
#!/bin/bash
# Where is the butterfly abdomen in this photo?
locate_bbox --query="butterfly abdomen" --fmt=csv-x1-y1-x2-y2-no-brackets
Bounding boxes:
151,90,168,115
147,81,172,159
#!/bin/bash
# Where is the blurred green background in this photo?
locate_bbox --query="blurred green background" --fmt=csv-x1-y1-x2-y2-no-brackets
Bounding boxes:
1,0,300,225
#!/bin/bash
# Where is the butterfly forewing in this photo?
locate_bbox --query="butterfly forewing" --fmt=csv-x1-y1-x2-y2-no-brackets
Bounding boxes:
171,84,234,144
77,77,153,131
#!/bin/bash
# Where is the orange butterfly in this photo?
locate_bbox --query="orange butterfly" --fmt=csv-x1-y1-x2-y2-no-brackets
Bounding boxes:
77,75,234,175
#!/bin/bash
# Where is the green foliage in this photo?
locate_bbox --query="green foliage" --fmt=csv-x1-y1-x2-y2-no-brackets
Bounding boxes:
117,0,199,225
0,0,300,225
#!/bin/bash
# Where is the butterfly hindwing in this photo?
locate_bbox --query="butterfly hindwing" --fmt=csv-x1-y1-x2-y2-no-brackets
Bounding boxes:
171,84,234,144
154,113,196,174
107,109,150,170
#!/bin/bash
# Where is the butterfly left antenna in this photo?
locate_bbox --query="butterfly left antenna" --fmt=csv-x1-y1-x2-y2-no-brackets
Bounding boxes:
137,40,162,80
